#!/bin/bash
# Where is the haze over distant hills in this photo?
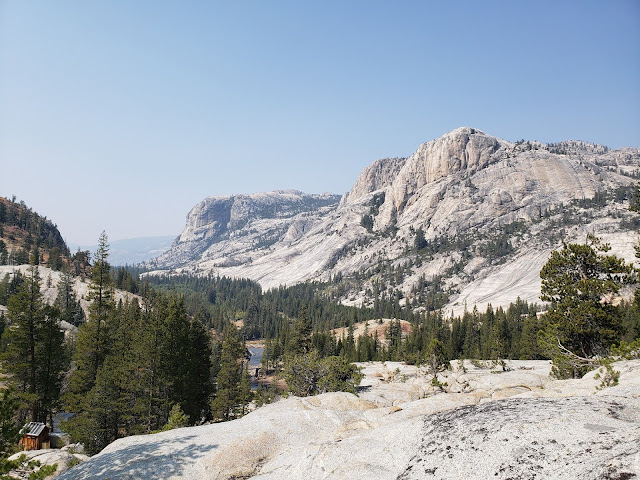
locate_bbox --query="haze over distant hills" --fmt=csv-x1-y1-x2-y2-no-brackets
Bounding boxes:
71,235,177,266
145,127,640,314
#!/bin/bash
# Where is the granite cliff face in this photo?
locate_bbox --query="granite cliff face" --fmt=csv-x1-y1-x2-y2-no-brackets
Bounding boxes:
389,127,502,212
151,190,341,269
147,128,640,313
340,156,407,206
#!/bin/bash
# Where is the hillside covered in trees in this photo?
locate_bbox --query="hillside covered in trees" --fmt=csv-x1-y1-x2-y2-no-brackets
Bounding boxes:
0,196,70,268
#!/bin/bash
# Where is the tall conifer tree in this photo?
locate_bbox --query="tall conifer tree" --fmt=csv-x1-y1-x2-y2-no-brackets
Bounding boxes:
211,324,245,421
2,265,43,421
87,231,113,384
36,305,66,425
539,236,634,378
68,232,114,396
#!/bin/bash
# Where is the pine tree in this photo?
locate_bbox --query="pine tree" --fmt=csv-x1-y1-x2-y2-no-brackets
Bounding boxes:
342,324,356,362
243,292,260,340
181,317,213,423
387,319,402,360
63,232,117,441
629,182,640,213
238,368,253,416
161,404,189,431
47,247,63,271
0,389,20,458
489,315,510,363
480,305,495,358
285,305,311,356
539,236,634,378
107,300,148,437
461,308,479,359
73,354,124,454
138,295,170,432
211,324,244,421
1,265,45,421
519,315,542,359
414,227,427,251
55,268,84,326
422,338,448,389
86,231,113,384
35,305,66,426
0,240,8,266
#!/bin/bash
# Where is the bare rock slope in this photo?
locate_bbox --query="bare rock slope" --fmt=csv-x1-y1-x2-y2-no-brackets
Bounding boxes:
58,360,640,480
398,396,639,480
0,265,140,321
149,190,341,270
147,128,640,312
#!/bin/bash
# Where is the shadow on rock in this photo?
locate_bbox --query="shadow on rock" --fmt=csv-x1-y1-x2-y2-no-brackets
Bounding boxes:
57,434,217,479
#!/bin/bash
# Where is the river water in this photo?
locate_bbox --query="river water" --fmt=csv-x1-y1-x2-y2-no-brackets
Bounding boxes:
248,346,263,368
247,346,264,390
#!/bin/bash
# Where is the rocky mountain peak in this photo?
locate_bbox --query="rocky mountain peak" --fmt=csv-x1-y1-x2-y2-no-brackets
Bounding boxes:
389,127,504,213
413,126,501,179
342,127,503,211
147,128,639,315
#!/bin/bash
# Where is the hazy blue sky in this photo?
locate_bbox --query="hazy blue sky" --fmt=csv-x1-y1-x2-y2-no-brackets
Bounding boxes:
1,1,639,245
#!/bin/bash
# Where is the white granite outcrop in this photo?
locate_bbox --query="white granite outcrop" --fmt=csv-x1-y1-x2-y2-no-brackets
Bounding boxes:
57,359,640,480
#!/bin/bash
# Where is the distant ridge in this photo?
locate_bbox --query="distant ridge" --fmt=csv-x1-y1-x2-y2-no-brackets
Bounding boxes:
73,235,177,266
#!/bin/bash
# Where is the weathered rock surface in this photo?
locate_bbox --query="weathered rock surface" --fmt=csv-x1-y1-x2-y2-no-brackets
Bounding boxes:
149,190,341,269
340,156,407,205
398,396,640,480
146,128,640,314
57,360,640,480
0,265,139,318
7,448,89,479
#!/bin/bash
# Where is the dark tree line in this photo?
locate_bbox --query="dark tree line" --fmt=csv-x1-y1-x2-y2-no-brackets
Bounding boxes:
0,233,248,455
145,274,379,338
260,298,546,368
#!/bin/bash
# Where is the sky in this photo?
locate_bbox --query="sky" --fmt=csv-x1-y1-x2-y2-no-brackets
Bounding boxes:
1,1,639,245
